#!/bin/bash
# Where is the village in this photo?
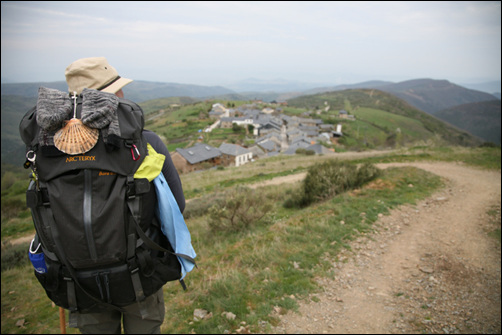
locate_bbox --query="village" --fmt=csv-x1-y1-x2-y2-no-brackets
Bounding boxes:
171,102,352,173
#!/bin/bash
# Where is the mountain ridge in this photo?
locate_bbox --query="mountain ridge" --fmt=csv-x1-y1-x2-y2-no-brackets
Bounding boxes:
286,88,483,148
2,78,500,102
2,78,499,166
435,99,501,145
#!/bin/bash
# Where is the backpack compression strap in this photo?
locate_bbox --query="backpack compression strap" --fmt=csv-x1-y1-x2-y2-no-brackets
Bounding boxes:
126,176,196,291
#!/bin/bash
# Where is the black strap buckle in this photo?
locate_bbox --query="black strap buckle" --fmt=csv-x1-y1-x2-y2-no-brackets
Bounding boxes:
126,175,136,200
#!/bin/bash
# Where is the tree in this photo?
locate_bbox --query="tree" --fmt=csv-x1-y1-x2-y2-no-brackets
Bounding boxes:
232,123,244,133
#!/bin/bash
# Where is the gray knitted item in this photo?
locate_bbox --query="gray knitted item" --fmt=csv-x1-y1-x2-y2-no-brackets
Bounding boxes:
81,88,120,136
36,87,73,146
81,88,121,142
36,87,121,147
36,87,73,131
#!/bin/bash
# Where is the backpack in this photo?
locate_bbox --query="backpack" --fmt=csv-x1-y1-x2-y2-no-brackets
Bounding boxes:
20,87,194,314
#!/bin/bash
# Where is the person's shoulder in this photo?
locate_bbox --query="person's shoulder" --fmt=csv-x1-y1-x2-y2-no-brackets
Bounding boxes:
118,97,142,110
142,129,166,149
143,129,159,139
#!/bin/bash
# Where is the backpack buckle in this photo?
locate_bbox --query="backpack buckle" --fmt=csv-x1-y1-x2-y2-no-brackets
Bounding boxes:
126,176,136,200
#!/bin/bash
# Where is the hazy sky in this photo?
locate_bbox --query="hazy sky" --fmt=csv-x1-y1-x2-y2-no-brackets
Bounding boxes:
1,1,501,86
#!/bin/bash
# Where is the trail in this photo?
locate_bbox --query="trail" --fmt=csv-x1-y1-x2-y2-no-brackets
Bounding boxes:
271,162,501,334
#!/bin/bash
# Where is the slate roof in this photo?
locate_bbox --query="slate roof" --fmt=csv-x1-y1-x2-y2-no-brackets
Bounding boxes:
256,131,281,143
257,139,279,152
306,144,333,155
176,143,221,164
219,143,252,156
283,141,311,155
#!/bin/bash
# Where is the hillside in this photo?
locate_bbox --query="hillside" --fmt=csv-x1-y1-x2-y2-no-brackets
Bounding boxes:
0,81,68,97
379,79,498,115
1,79,493,166
301,79,499,116
139,96,201,115
287,89,483,147
303,80,393,95
122,80,235,102
435,99,501,145
1,95,37,166
142,89,483,153
1,87,486,167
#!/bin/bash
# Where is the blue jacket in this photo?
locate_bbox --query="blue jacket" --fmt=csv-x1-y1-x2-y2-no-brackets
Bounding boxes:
153,172,197,280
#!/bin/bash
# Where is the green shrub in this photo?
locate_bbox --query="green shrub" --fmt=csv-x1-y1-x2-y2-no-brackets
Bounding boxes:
356,162,381,184
295,148,316,156
1,242,31,272
183,192,227,219
208,186,273,232
284,160,381,208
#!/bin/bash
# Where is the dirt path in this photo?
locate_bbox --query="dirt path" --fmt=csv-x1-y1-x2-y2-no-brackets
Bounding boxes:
271,162,501,334
249,173,307,189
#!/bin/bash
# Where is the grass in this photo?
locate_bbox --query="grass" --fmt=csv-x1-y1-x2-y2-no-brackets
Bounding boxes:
159,164,444,334
1,146,500,334
486,204,501,243
352,107,434,139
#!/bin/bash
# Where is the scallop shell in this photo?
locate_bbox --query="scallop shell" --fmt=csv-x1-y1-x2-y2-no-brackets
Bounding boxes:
54,118,99,155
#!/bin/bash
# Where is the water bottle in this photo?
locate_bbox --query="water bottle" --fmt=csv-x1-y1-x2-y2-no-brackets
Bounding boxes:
29,236,47,274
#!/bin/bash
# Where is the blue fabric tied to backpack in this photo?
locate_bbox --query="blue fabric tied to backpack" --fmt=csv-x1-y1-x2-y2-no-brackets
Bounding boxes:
153,172,196,280
29,238,47,274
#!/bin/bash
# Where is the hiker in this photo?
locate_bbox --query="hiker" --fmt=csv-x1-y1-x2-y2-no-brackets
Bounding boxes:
64,56,186,213
63,57,185,333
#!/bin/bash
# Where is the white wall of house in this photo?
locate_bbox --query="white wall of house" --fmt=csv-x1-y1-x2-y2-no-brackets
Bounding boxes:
235,152,253,167
233,119,254,126
205,120,220,132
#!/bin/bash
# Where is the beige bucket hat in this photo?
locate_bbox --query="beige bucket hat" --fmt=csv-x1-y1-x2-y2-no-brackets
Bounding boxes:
65,57,133,94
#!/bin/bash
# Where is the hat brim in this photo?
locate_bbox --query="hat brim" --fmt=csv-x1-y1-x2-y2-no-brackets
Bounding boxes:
100,77,133,94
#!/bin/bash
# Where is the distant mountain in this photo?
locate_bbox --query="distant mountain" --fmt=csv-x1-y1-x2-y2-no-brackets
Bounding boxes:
435,100,501,145
301,79,498,113
301,79,499,115
225,77,331,93
377,79,498,115
1,80,235,103
209,80,395,102
0,81,69,97
303,80,393,95
122,80,235,102
460,81,501,95
1,95,38,166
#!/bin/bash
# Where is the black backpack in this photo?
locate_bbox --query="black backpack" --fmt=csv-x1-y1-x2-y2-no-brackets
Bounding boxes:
20,87,188,314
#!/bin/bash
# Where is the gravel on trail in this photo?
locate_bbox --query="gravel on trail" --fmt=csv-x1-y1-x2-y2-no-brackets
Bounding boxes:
271,162,501,334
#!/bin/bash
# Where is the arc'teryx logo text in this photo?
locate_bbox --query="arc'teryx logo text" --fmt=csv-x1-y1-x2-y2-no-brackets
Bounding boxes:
65,155,96,163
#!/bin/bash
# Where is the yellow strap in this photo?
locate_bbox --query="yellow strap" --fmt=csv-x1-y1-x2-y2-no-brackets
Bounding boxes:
134,143,166,181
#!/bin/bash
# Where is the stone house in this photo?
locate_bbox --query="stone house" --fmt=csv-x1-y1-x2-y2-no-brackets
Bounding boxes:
171,143,221,173
219,143,253,167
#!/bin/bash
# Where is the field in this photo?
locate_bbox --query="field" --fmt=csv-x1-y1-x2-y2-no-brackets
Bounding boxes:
1,146,500,334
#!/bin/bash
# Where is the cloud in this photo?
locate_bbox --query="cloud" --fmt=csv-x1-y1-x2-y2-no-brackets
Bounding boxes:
122,21,240,37
1,1,500,84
